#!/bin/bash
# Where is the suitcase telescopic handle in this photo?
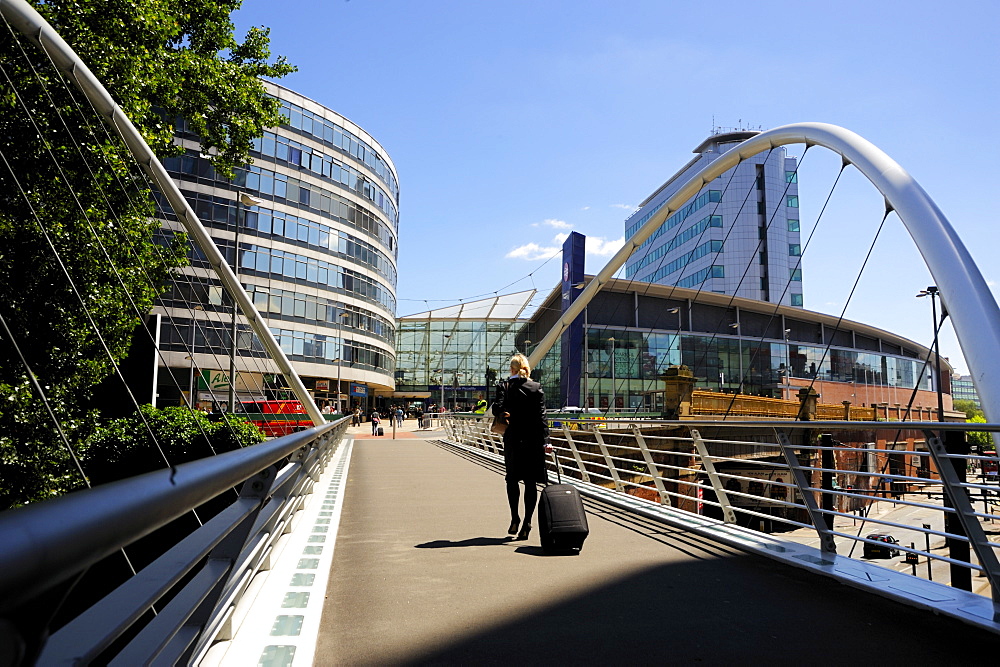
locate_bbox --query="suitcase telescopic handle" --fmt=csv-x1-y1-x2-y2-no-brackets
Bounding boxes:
550,448,561,485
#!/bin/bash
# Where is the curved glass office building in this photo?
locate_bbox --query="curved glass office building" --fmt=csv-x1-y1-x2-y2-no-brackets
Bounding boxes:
156,82,399,412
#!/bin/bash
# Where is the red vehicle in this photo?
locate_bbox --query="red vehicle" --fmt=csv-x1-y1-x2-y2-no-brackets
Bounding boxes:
241,400,315,437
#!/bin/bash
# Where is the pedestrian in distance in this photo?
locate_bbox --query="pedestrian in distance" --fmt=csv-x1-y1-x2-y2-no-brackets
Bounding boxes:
371,410,381,435
492,353,551,541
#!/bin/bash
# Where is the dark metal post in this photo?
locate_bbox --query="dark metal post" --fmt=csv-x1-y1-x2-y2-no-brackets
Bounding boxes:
931,289,944,422
922,523,933,581
943,429,972,590
820,433,835,530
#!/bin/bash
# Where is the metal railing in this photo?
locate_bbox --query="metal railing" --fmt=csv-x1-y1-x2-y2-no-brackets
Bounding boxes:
0,416,350,665
443,414,1000,630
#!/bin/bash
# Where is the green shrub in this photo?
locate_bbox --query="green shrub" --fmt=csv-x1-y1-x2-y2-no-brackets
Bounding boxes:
84,405,264,485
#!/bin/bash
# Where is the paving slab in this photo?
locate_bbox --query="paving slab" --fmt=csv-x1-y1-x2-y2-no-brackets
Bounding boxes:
316,438,999,665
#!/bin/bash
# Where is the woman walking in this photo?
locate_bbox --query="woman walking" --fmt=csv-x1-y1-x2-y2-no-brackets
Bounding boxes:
492,353,550,540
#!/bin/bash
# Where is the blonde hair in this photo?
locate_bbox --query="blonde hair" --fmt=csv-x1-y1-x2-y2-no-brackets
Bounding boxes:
510,353,531,378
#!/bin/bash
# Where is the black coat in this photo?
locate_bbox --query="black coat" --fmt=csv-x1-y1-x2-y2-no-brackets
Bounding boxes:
492,377,548,482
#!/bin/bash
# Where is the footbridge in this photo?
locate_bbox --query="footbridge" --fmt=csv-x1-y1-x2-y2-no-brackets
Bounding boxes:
3,0,1000,663
5,416,1000,665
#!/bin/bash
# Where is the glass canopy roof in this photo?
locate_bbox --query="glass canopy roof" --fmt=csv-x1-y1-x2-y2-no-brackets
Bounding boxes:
399,290,536,322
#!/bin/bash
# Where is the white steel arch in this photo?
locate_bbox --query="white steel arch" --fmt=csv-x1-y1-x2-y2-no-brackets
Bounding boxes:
529,122,1000,422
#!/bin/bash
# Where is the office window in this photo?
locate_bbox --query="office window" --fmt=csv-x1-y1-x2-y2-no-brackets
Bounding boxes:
788,219,800,232
785,171,798,183
789,244,801,256
790,268,802,281
711,265,725,278
790,293,803,306
786,195,799,208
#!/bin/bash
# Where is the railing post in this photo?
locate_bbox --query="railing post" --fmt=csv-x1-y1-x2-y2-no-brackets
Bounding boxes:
562,425,591,483
631,424,671,506
776,431,837,555
482,419,500,455
690,429,737,524
592,428,624,492
820,434,835,531
924,429,1000,615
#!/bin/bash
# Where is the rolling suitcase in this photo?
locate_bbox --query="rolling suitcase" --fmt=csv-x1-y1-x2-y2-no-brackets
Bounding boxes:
377,426,384,436
538,451,589,554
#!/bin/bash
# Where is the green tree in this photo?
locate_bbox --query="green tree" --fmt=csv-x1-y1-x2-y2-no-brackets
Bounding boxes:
0,1,294,508
967,414,994,452
953,399,984,420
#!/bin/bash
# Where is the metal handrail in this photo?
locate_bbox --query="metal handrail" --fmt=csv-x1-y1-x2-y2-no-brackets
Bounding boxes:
0,416,349,663
443,413,1000,627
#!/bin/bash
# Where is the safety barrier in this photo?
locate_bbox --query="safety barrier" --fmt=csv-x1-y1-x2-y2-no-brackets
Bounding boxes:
0,416,350,665
443,414,1000,630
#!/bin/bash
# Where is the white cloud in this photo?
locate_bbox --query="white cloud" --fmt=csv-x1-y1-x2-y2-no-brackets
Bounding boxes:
553,232,569,244
542,218,572,229
611,203,637,211
505,243,560,261
580,206,591,211
587,236,625,257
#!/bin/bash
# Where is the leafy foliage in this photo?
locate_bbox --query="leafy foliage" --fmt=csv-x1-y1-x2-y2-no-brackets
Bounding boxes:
84,405,264,485
0,1,293,508
966,414,994,451
952,399,983,421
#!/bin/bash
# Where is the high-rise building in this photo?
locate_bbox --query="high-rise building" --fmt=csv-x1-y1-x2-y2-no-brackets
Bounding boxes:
156,81,399,413
951,374,981,408
624,130,803,306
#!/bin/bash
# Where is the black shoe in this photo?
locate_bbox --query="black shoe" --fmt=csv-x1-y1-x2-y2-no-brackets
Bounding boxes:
508,519,520,535
516,523,531,540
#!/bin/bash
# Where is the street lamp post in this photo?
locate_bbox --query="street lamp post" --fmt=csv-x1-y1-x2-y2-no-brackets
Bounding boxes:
187,305,204,408
228,193,262,412
784,327,792,400
452,372,463,412
337,311,351,413
917,286,945,421
608,336,616,412
583,311,589,408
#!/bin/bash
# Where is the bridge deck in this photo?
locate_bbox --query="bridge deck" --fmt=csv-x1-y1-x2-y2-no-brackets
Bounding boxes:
315,423,996,664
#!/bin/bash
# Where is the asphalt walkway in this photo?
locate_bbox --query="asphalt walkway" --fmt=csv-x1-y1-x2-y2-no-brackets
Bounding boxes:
316,420,998,665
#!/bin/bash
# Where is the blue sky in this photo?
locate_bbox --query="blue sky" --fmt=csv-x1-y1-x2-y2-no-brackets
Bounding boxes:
233,0,1000,374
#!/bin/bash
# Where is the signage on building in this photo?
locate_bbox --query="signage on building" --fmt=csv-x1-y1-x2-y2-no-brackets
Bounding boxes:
350,383,368,397
316,380,330,391
197,370,231,391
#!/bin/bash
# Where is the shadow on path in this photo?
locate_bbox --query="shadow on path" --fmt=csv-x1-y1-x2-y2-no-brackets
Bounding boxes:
415,536,517,548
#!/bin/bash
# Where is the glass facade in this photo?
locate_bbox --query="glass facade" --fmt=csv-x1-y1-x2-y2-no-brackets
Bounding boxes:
395,318,527,411
952,375,980,408
623,132,803,306
534,327,933,411
155,81,398,411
